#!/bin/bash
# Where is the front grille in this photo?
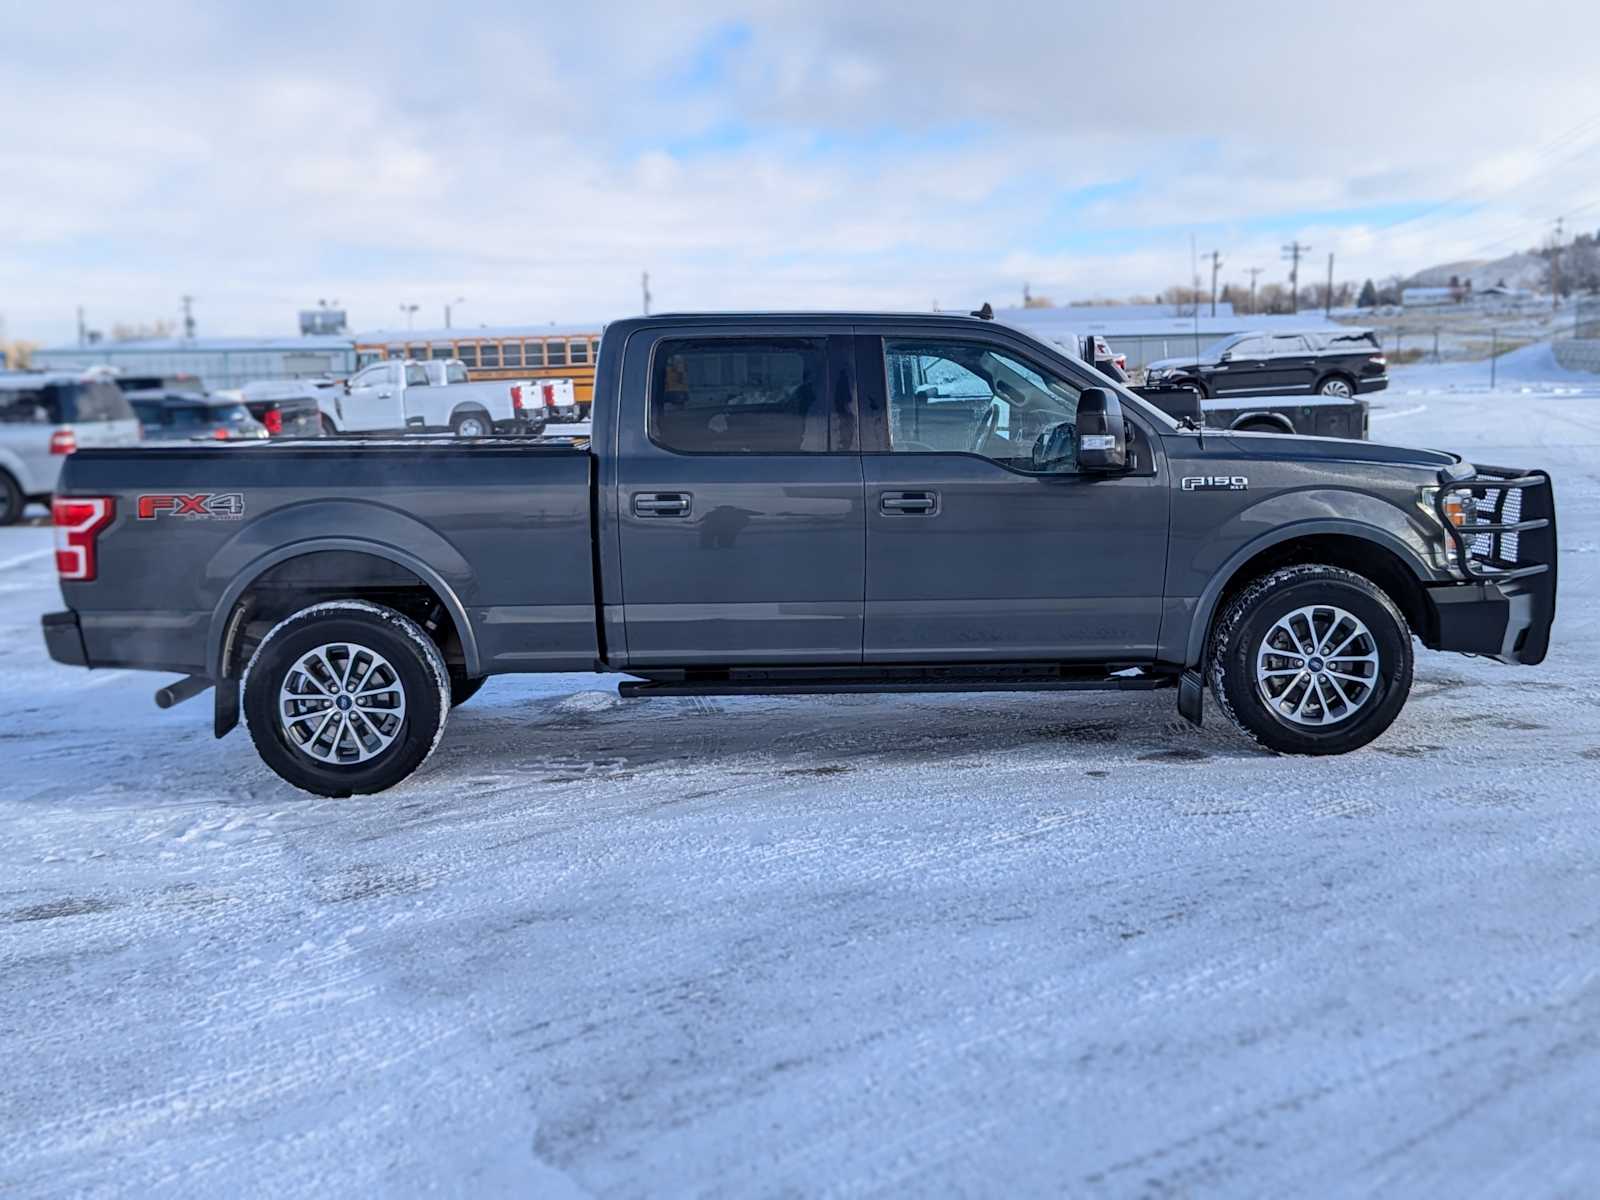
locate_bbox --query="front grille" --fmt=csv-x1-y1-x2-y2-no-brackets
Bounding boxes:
1436,466,1553,583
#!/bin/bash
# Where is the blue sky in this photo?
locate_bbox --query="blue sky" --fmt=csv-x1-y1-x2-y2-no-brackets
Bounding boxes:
3,1,1597,344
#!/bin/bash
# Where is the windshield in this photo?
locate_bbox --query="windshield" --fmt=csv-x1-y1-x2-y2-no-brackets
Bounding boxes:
1197,336,1238,361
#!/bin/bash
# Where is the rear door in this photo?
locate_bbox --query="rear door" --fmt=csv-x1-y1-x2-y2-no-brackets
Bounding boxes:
0,386,58,494
614,326,865,664
858,330,1169,662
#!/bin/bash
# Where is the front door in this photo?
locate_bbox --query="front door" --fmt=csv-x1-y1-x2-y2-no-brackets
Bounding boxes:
615,329,865,665
860,333,1169,662
344,363,404,430
1212,335,1272,397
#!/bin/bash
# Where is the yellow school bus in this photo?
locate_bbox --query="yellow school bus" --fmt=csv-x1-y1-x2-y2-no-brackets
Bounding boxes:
352,326,603,414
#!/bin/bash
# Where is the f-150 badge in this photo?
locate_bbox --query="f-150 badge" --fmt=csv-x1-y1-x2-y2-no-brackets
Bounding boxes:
1181,476,1248,492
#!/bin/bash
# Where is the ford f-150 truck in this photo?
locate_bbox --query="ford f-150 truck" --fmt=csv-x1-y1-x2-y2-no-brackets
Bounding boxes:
41,311,1557,797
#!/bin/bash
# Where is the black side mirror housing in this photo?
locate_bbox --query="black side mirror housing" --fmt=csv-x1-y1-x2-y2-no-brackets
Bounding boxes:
1076,387,1128,472
1135,384,1202,425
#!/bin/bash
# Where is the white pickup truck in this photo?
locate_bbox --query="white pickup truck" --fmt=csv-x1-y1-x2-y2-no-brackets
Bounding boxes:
320,359,547,437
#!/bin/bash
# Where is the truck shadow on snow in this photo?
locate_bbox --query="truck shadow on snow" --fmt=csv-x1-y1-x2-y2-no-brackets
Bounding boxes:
423,685,1257,787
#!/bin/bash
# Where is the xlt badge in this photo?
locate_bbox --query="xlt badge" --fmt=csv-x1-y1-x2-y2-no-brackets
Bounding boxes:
1182,476,1248,492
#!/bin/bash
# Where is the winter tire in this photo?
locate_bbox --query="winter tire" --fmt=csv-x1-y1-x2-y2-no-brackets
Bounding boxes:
242,600,450,796
1209,564,1413,755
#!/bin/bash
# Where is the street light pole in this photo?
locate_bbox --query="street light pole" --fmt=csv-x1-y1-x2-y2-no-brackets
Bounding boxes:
445,297,465,329
399,303,419,331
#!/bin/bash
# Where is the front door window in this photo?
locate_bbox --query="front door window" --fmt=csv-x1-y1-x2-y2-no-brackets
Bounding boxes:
884,341,1083,473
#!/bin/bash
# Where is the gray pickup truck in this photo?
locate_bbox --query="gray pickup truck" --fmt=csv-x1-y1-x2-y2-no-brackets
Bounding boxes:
42,311,1557,797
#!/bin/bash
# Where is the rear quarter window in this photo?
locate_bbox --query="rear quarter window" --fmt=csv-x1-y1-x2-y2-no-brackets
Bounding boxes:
74,380,136,422
0,386,65,424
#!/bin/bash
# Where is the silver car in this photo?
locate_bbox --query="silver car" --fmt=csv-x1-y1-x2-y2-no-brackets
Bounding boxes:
0,373,144,525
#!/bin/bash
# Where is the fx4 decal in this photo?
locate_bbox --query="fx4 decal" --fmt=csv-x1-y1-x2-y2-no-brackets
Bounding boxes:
137,493,246,520
1182,475,1249,492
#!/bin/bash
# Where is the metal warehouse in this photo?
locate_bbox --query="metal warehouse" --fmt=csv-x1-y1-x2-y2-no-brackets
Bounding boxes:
32,335,359,391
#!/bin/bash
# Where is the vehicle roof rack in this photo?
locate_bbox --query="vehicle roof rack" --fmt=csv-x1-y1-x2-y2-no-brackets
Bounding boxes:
970,302,994,320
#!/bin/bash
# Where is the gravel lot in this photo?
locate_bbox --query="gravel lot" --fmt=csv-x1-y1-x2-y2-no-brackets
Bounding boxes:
3,360,1599,1196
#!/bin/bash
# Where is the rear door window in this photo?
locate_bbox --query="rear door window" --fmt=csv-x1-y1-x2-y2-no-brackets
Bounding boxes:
650,337,836,453
405,364,430,386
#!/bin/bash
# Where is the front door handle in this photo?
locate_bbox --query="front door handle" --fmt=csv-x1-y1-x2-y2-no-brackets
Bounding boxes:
880,490,939,515
633,492,692,517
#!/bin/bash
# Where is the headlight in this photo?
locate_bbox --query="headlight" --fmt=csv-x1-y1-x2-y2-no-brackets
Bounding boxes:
1419,486,1476,530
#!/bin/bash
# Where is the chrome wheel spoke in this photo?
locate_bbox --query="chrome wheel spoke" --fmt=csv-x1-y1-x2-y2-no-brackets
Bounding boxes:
1256,603,1381,728
279,640,407,764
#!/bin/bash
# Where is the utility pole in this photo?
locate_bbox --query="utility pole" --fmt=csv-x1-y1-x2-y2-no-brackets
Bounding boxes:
180,294,195,340
77,305,87,347
1282,241,1310,314
1551,217,1565,312
1247,267,1263,316
1325,252,1335,318
1209,251,1223,317
641,271,652,316
399,302,419,330
445,297,465,329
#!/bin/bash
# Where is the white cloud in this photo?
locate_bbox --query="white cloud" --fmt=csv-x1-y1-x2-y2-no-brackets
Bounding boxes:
3,0,1598,343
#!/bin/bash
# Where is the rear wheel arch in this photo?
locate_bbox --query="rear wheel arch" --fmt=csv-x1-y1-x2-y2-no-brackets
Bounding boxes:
209,542,480,685
1229,413,1295,434
1187,529,1433,669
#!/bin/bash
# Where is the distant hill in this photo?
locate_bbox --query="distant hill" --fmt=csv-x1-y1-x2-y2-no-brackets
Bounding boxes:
1406,251,1547,291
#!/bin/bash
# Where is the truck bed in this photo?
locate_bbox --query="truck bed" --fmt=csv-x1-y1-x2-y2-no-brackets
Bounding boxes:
54,438,600,678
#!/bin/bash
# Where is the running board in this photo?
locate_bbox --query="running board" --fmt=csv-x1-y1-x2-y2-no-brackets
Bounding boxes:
617,668,1173,700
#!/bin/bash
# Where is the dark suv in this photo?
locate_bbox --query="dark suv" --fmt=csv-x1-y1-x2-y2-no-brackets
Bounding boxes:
1143,330,1387,400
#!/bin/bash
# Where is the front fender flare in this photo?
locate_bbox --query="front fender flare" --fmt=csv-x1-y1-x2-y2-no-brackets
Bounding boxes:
1181,517,1436,669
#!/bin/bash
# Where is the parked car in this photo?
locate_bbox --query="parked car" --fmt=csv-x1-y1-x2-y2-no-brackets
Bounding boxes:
236,380,329,438
1143,329,1388,399
320,359,546,437
419,359,575,428
0,372,142,525
126,391,270,443
42,311,1556,797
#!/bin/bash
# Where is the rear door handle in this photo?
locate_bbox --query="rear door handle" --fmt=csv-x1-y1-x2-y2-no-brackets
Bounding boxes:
633,492,692,517
879,490,939,515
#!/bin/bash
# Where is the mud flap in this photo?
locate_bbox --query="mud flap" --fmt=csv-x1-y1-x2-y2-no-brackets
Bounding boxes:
214,677,240,738
1178,669,1204,727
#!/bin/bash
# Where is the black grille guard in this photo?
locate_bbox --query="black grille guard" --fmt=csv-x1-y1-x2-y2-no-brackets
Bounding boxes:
1434,464,1558,664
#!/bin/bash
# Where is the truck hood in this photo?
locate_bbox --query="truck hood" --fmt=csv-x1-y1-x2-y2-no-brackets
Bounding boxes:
1213,429,1459,470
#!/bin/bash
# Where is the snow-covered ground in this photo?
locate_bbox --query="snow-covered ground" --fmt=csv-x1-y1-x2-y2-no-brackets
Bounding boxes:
3,359,1600,1196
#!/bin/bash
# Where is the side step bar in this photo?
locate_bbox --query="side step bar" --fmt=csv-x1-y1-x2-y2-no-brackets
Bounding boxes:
618,668,1175,700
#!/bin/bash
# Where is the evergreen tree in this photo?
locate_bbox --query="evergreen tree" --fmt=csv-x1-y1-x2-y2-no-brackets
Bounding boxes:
1357,279,1378,308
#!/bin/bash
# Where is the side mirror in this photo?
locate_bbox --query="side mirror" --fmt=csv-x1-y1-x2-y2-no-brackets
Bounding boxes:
1076,387,1127,472
1135,384,1202,425
1218,351,1233,362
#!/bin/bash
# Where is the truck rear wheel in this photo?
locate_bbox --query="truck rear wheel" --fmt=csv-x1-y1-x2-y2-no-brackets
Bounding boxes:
451,410,491,437
1208,564,1413,755
242,601,450,796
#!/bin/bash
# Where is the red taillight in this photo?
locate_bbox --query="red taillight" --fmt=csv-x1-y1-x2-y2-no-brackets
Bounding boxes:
53,497,114,581
262,407,283,435
541,383,556,407
50,428,78,455
510,385,524,411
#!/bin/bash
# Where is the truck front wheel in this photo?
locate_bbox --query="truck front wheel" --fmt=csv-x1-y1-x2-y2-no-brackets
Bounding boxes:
242,601,451,796
1208,564,1413,755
